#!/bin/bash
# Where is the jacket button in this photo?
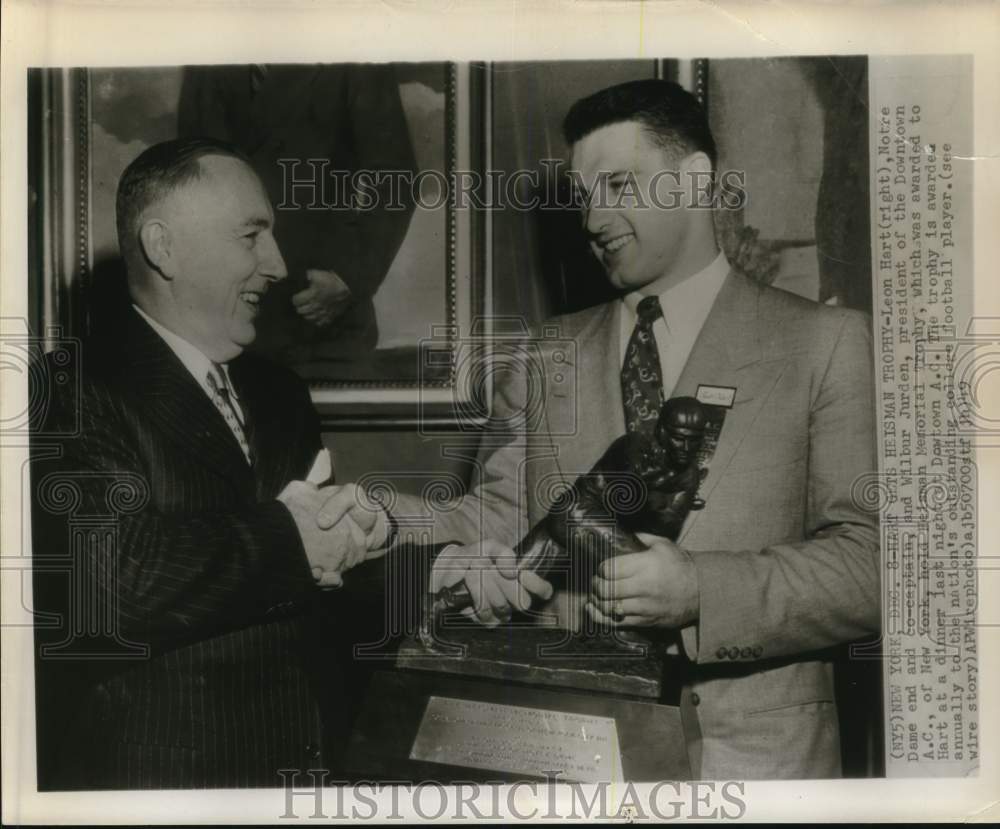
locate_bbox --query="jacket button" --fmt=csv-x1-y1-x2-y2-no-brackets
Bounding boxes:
727,647,740,660
740,646,752,659
690,692,701,706
716,647,728,660
752,645,763,658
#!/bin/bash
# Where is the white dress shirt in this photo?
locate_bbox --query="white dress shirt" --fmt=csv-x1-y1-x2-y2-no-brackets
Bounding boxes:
133,304,245,424
618,252,731,399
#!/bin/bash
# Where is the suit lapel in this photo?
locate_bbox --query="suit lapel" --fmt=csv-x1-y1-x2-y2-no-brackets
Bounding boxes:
546,273,789,538
227,357,287,498
546,302,624,478
122,312,253,489
673,272,788,542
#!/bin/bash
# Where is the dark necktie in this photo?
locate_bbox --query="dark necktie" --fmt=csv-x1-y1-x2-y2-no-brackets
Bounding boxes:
621,295,665,436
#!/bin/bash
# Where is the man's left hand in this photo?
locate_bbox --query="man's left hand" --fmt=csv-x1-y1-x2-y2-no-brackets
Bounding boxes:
586,532,699,628
292,268,352,327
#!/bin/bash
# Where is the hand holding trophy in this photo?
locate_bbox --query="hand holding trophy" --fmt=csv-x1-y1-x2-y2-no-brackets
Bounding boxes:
422,396,709,644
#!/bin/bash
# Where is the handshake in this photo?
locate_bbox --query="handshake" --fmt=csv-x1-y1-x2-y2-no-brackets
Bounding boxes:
278,480,390,588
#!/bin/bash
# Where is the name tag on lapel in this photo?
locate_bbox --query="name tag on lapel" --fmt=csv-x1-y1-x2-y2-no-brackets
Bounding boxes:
695,384,737,409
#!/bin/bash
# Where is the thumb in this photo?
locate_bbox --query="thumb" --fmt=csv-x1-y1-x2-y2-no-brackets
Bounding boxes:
431,545,468,592
633,532,661,549
317,486,354,529
291,285,313,306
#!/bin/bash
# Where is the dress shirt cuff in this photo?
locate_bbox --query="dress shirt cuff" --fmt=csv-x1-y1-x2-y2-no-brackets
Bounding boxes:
681,622,700,661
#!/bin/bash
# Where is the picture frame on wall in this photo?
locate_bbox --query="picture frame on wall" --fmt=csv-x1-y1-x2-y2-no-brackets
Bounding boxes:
28,57,866,430
28,62,490,429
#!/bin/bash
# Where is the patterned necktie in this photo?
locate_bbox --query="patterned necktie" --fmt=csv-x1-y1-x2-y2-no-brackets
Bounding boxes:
621,295,665,436
206,364,252,464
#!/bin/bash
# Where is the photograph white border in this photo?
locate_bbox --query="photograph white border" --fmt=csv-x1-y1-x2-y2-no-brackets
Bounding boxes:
2,0,998,823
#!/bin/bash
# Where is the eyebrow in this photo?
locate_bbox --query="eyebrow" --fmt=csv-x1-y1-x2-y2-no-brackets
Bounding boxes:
237,216,272,232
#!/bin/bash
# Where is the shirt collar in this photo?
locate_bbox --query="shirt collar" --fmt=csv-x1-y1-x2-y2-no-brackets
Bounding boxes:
622,251,731,334
132,304,240,401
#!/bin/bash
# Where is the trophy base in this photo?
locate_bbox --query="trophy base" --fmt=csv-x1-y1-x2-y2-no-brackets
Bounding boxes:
342,627,696,783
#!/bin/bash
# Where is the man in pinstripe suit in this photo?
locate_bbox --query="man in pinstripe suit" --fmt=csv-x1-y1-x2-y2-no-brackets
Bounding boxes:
31,138,389,789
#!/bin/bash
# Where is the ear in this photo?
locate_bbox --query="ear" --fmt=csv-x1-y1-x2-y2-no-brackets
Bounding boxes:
681,152,715,209
138,219,175,279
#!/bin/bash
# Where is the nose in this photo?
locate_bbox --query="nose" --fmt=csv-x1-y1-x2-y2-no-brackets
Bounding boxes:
258,231,288,282
584,201,611,238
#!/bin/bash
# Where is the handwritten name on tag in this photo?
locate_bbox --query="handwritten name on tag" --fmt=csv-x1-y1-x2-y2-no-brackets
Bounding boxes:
695,384,737,408
410,696,623,783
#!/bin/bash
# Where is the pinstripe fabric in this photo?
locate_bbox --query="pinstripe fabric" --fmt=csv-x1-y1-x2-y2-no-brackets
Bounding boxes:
33,310,327,789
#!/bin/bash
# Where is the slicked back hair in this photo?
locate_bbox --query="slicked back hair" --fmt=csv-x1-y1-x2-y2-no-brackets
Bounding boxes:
563,79,717,169
115,137,251,267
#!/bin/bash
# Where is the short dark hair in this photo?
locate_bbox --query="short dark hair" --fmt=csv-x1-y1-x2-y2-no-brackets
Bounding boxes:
563,79,717,168
115,137,250,264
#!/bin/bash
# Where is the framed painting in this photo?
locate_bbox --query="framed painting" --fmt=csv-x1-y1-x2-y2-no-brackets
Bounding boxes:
28,62,489,428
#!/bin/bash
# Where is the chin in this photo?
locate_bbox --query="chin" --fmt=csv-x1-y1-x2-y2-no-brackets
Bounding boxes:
216,345,246,363
221,334,254,361
607,264,656,291
606,270,633,291
233,324,258,348
614,275,655,293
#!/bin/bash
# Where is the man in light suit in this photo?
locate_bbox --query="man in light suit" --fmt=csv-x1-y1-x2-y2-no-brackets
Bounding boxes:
393,80,879,779
30,138,390,789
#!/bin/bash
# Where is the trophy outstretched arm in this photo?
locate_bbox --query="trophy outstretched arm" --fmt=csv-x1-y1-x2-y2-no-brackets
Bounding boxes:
421,397,710,640
424,521,561,621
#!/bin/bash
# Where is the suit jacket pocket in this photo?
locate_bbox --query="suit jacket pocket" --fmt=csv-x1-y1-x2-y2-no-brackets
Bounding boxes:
697,658,835,719
745,698,835,717
725,700,841,779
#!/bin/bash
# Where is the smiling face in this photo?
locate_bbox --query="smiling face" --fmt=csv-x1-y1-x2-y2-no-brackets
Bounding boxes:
570,120,710,293
150,155,287,362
